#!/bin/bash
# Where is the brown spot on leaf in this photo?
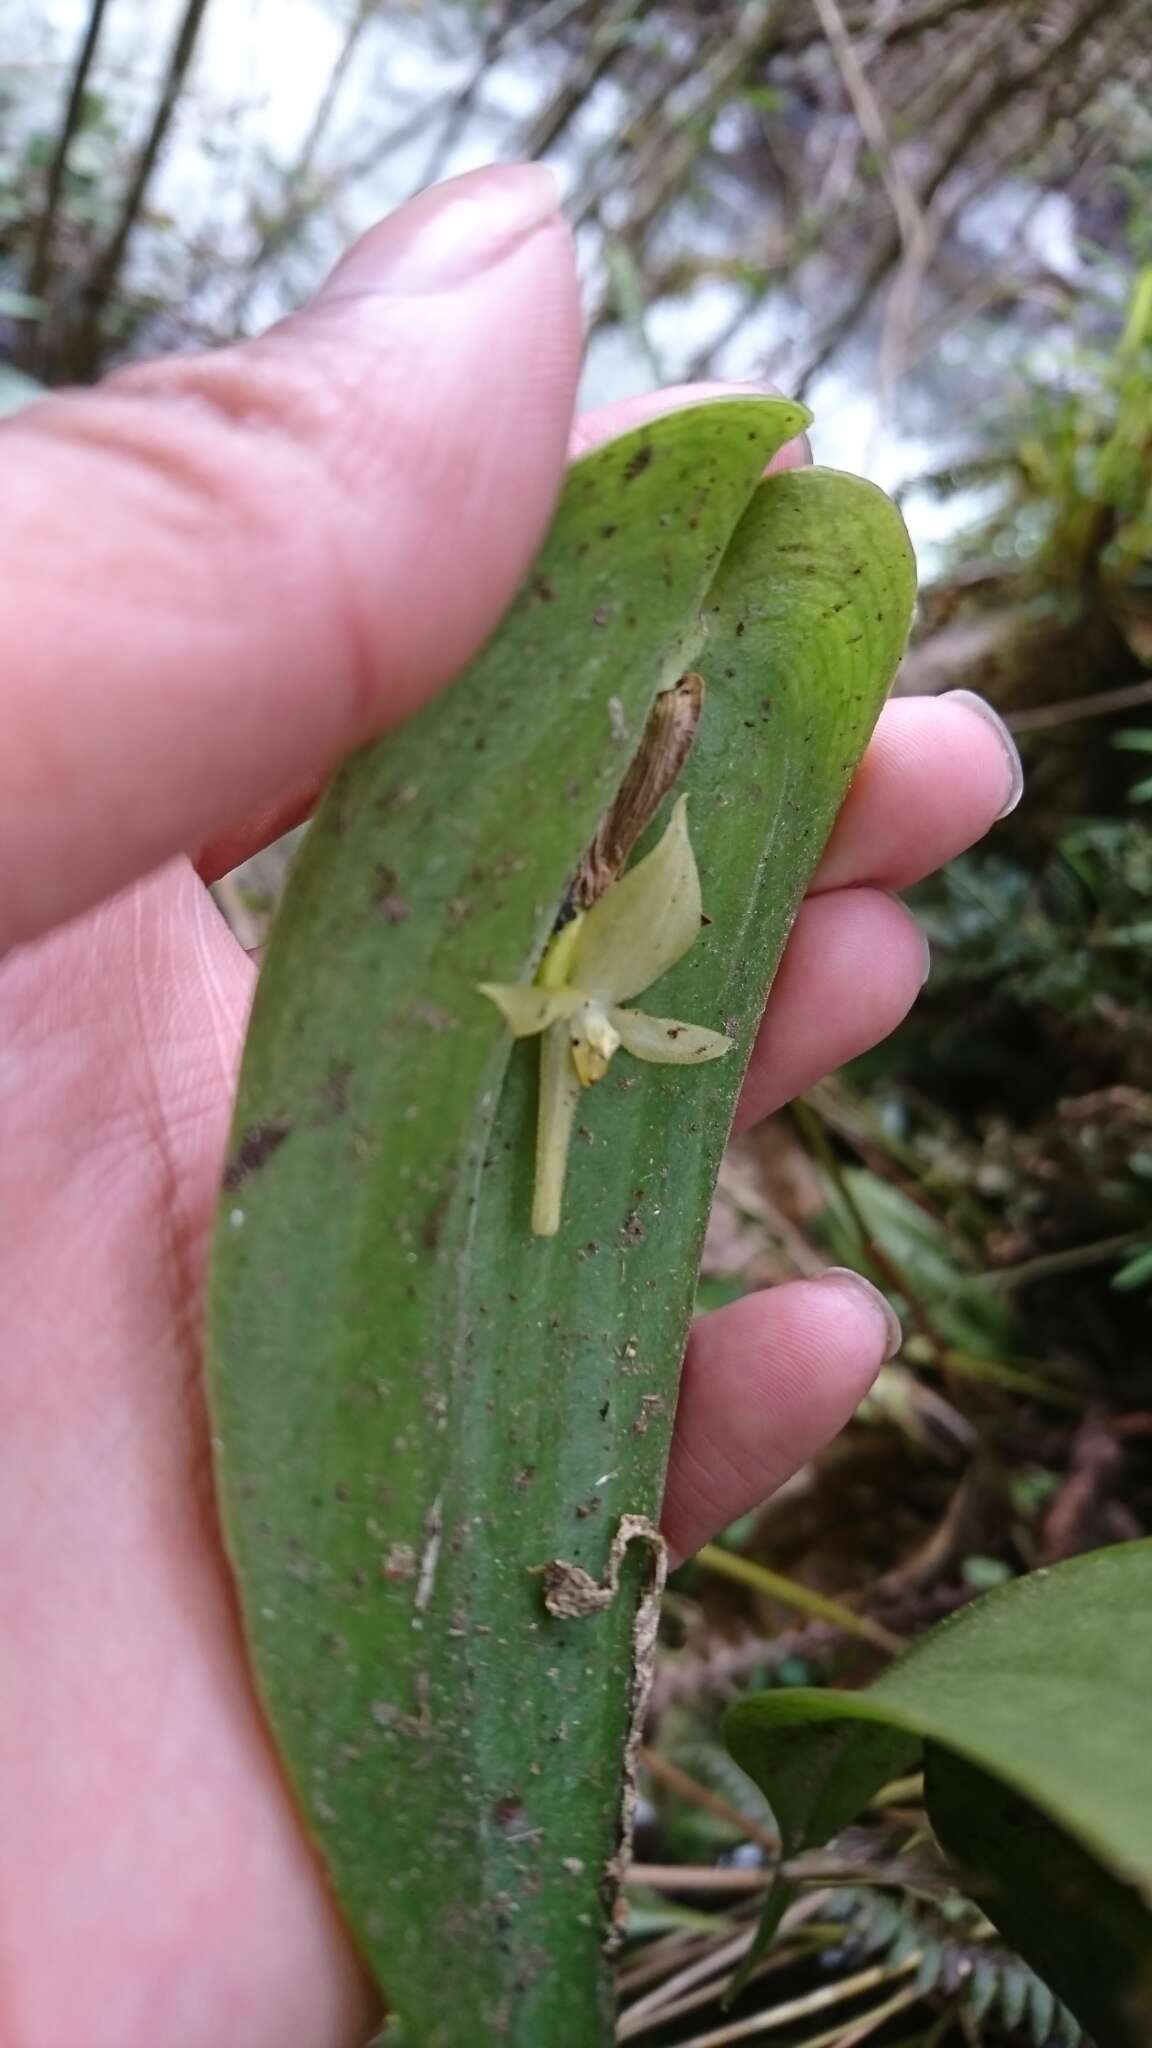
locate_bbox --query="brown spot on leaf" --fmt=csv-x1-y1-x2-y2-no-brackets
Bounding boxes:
374,866,411,922
422,1187,451,1250
493,1794,529,1835
623,443,654,482
223,1119,292,1190
315,1060,352,1121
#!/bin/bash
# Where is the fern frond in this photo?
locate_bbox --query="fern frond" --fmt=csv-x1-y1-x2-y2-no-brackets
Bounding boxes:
826,1886,1087,2046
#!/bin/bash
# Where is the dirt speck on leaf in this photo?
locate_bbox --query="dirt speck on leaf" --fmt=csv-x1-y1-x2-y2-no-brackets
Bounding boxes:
377,780,419,812
381,1543,417,1582
409,999,457,1033
374,866,412,922
633,1394,667,1437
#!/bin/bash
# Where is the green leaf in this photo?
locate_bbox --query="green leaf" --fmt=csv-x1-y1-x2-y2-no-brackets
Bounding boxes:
999,1959,1030,2032
731,1714,919,1970
570,792,702,999
0,363,43,417
0,289,45,320
726,1542,1152,2048
928,1746,1151,2048
820,1168,1013,1356
208,398,915,2047
1113,1244,1152,1291
965,1953,1001,2023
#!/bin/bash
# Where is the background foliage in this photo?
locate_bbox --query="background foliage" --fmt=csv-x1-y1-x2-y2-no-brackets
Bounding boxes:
4,4,1149,2042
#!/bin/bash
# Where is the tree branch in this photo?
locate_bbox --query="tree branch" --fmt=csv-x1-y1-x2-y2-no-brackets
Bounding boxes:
64,0,214,379
795,0,1117,391
25,0,114,312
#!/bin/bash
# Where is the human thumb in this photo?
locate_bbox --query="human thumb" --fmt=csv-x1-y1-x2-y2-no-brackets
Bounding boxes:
0,164,582,951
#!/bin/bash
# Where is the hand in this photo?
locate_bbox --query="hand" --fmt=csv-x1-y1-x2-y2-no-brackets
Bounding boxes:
0,166,1020,2047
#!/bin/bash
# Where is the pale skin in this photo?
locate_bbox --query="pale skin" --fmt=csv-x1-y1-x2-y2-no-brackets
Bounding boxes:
0,166,1021,2047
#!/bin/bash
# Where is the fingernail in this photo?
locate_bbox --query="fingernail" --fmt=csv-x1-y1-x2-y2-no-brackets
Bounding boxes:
818,1268,903,1360
317,163,562,301
942,689,1024,819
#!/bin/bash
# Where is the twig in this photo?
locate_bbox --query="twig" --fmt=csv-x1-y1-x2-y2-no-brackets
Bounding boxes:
67,0,214,376
227,0,591,325
779,0,1004,57
619,1928,832,2040
823,1981,928,2047
415,0,516,189
674,1954,921,2047
809,0,923,252
518,0,636,161
25,0,113,311
629,1865,774,1893
694,1545,906,1657
618,1920,719,1996
572,1,784,234
1007,678,1152,734
927,1347,1081,1411
621,1924,759,2036
979,1229,1150,1292
230,0,383,326
796,0,1116,390
619,1891,834,2039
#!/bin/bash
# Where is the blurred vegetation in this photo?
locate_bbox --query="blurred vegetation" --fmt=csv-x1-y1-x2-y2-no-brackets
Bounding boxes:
4,4,1150,2043
2,0,1150,397
626,268,1151,2045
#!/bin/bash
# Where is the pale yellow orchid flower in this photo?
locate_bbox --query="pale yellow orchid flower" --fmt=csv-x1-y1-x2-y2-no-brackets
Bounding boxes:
480,797,732,1235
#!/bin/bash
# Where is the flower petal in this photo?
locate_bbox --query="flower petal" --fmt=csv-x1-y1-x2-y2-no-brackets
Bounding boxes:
571,795,703,1002
610,1007,733,1065
479,983,583,1037
537,912,584,990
